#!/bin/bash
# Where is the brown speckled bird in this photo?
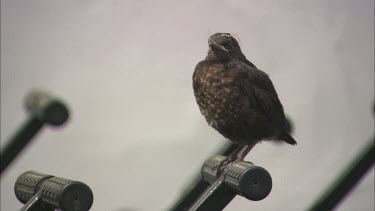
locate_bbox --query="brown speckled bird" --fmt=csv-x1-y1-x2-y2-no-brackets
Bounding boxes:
193,33,296,154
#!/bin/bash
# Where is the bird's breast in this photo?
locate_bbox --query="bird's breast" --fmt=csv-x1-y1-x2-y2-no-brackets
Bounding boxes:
193,63,246,127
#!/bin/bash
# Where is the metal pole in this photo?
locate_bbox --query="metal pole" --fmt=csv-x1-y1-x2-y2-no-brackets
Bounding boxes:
0,117,44,174
308,139,375,211
169,142,236,211
0,89,69,175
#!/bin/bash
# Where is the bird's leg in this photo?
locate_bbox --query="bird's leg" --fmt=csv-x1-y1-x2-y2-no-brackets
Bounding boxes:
226,145,243,162
219,143,256,172
236,142,256,161
227,143,255,162
218,145,240,173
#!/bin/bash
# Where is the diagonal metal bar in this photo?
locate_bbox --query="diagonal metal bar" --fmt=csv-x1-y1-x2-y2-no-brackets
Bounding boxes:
169,142,237,211
308,139,375,211
1,117,44,174
187,143,256,211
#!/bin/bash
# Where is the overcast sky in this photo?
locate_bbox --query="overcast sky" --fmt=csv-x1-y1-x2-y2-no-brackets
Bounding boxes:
1,0,374,210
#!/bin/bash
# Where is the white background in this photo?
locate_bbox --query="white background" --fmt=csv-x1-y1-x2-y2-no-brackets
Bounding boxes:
1,0,374,210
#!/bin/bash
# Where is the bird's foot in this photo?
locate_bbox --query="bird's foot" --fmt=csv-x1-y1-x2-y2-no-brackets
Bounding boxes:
219,143,255,172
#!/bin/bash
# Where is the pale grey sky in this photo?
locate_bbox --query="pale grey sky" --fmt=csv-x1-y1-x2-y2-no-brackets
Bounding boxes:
1,0,374,210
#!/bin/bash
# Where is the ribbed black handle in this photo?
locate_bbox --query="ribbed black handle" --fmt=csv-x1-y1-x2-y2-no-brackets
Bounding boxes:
15,171,94,211
201,155,272,201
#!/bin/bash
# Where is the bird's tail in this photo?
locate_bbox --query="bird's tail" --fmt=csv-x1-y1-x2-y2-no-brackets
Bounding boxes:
278,133,297,145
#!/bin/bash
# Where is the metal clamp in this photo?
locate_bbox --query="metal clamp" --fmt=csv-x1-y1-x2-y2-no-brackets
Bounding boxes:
202,155,272,201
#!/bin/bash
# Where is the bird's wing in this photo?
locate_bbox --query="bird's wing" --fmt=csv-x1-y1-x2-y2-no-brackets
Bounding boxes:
238,65,287,130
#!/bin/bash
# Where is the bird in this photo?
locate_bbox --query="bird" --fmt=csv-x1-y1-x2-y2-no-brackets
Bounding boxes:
193,33,296,160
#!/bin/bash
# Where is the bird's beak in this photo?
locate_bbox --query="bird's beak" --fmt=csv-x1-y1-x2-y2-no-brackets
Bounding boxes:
209,42,229,52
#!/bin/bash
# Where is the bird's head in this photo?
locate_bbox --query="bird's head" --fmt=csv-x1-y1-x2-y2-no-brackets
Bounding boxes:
206,33,243,60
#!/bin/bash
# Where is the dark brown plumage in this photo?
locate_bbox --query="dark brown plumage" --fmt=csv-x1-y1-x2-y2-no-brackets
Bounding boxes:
193,33,296,146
